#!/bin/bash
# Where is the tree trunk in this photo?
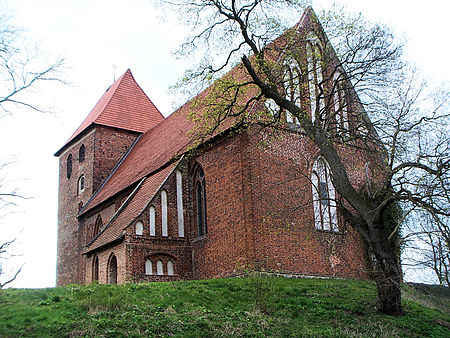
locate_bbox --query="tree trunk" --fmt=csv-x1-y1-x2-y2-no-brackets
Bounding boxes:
374,258,404,316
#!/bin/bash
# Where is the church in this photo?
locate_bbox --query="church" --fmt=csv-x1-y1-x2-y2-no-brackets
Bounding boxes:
55,8,370,286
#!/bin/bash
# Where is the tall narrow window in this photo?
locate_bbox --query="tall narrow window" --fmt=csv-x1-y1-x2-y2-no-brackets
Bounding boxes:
136,220,143,236
195,166,207,237
93,215,102,238
145,259,153,275
333,72,349,134
66,154,72,179
307,37,324,123
78,175,85,194
176,170,185,237
161,190,168,237
79,144,85,162
167,260,174,276
156,260,163,275
283,58,301,124
311,157,337,231
149,206,156,236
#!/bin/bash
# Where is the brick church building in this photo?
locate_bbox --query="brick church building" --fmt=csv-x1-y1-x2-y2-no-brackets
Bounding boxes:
55,8,370,286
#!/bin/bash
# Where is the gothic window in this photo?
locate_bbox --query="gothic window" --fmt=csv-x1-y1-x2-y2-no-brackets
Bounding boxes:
145,259,153,275
92,255,99,282
283,58,301,124
93,216,102,238
194,166,207,237
306,36,324,123
161,190,168,237
136,220,144,236
66,154,72,179
156,260,163,275
78,175,85,194
167,260,174,276
333,72,349,135
108,254,118,284
79,144,85,162
149,206,156,236
311,157,338,231
176,170,185,237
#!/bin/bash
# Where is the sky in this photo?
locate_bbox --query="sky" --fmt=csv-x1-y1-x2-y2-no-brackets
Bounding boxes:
0,0,448,288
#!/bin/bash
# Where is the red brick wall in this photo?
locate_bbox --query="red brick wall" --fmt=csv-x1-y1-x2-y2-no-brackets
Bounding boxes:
85,242,127,284
56,126,139,286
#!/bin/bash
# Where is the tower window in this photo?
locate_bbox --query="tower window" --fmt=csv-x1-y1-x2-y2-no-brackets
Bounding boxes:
78,175,85,194
67,154,72,179
79,144,85,162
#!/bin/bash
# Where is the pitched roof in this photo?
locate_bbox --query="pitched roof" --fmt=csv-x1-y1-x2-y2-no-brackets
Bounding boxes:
84,162,178,254
55,69,164,156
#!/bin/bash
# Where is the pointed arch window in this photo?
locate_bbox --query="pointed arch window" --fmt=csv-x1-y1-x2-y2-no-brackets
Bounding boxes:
333,72,349,135
79,144,85,162
92,255,99,282
149,206,156,236
167,260,174,276
156,260,163,275
161,190,168,237
311,157,338,231
194,166,207,237
93,215,102,238
66,154,72,179
136,220,144,236
306,36,324,123
176,170,185,237
283,58,301,124
108,254,118,284
78,175,85,195
145,259,153,275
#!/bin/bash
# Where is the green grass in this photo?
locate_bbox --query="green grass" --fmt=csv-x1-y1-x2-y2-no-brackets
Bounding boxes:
0,277,449,337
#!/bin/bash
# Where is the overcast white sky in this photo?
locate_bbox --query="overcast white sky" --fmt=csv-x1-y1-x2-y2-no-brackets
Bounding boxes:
0,0,448,288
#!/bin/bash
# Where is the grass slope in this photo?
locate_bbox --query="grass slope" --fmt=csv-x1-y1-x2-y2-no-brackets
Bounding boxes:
0,277,449,337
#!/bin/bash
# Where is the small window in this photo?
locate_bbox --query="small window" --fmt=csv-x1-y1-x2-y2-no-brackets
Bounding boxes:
79,144,85,162
145,259,153,275
78,175,85,194
167,260,174,276
156,260,163,275
149,206,156,236
136,221,144,236
67,154,72,179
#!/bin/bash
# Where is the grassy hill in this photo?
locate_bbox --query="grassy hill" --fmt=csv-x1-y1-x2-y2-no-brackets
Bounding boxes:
0,277,449,337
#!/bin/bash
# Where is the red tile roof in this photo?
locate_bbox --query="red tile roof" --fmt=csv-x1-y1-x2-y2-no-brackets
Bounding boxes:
55,69,164,155
81,64,255,215
84,162,178,253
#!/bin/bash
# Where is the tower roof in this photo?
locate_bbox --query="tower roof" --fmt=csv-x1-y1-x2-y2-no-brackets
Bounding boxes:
55,69,164,156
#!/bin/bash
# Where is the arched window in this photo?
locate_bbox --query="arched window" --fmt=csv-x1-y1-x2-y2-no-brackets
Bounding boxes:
333,72,349,134
66,154,72,179
79,144,85,162
149,206,156,236
108,254,118,284
161,190,168,237
136,220,143,236
311,157,338,231
145,259,153,275
92,255,99,282
167,260,174,276
194,166,207,237
93,215,102,238
156,260,163,275
306,35,324,123
283,58,301,124
78,175,85,194
176,170,185,237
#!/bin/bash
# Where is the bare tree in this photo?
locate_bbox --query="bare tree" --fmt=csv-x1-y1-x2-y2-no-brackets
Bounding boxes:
0,11,64,287
161,0,449,315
